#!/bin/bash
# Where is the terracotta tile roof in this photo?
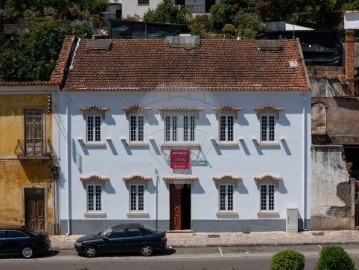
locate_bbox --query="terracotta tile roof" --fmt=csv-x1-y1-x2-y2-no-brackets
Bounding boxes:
50,35,77,85
0,81,57,86
61,38,310,92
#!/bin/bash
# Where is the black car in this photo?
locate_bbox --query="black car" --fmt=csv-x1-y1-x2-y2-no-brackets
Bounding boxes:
74,223,167,257
0,225,51,258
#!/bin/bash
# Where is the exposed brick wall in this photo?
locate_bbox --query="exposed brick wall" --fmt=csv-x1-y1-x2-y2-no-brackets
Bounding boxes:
345,30,355,95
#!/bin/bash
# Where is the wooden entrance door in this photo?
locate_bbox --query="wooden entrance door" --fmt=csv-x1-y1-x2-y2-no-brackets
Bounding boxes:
170,184,182,230
25,188,45,231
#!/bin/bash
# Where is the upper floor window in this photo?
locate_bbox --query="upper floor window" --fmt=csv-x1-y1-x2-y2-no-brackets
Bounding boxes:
87,115,101,142
165,114,197,142
261,115,275,142
130,115,144,142
220,115,234,142
138,0,149,4
165,115,178,141
80,104,108,144
254,105,283,144
25,109,44,156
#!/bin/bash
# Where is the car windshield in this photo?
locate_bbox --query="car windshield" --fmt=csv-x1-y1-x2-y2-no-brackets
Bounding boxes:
99,227,112,237
23,228,44,236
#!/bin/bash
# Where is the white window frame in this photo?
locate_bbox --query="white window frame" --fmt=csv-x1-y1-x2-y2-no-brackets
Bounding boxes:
129,115,144,142
87,184,102,212
165,115,178,142
260,184,275,211
260,114,275,142
130,184,144,211
219,114,234,142
86,115,102,142
219,184,234,211
183,115,195,141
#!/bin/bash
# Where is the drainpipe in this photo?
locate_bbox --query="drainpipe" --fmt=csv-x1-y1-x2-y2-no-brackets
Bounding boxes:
302,93,308,230
155,169,159,230
66,95,72,235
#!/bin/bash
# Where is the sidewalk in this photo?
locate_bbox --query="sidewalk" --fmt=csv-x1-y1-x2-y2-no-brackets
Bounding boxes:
50,230,359,250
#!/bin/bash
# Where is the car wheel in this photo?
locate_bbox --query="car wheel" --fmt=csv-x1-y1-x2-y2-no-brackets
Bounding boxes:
84,246,98,258
140,245,153,256
21,247,34,259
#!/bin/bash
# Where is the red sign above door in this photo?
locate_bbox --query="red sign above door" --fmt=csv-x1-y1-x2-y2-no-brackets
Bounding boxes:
170,150,190,169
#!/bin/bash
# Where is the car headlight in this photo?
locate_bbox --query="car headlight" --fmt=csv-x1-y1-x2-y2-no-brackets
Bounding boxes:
74,242,83,247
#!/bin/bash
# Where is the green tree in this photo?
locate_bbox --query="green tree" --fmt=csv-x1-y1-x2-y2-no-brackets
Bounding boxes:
256,0,297,22
189,14,211,37
209,0,239,31
143,0,191,24
234,12,265,39
0,19,91,81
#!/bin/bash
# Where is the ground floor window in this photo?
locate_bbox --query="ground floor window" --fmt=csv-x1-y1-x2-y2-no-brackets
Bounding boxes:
130,184,144,211
219,184,233,211
87,185,102,211
260,184,274,211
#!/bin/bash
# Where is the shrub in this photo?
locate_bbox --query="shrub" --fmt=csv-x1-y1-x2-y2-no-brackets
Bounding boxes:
222,23,235,34
315,245,355,270
270,250,305,270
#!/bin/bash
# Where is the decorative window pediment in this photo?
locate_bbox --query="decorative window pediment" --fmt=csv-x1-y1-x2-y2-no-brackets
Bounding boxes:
80,174,109,183
213,105,241,119
122,104,151,117
212,174,242,181
163,175,198,185
123,174,152,181
254,105,283,119
158,107,203,118
253,173,282,182
80,104,108,119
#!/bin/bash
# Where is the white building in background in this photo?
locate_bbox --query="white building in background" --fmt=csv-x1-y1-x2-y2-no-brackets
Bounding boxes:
51,36,311,234
121,0,218,19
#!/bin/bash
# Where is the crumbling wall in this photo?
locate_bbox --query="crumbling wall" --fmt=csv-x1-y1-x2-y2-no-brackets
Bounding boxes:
311,145,354,229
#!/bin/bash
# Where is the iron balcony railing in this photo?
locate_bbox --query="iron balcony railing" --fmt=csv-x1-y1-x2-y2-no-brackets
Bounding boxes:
15,139,54,160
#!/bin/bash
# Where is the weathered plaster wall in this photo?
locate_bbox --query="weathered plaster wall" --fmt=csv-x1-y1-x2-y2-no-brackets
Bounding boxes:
0,94,55,233
311,145,353,229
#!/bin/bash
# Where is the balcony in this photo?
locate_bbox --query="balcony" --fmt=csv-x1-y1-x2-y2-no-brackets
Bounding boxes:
15,139,54,160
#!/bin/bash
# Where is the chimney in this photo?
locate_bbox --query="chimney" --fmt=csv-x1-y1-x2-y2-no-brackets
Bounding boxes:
344,11,357,96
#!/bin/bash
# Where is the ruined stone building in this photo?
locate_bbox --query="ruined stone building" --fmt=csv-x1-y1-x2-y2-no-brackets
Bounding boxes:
310,14,359,230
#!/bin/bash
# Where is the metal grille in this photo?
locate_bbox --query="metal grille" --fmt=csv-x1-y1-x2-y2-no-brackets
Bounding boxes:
219,185,226,210
269,116,275,141
268,184,274,210
260,185,267,210
25,110,43,156
261,116,267,141
95,185,102,211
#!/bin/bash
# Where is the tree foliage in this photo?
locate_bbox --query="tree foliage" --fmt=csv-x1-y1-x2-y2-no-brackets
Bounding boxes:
143,0,191,24
209,0,239,31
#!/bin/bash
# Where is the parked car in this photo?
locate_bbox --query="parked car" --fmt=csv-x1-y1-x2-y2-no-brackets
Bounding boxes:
74,223,167,257
0,225,51,258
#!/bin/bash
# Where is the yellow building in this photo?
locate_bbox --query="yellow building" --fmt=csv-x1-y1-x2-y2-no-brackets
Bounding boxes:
0,83,59,234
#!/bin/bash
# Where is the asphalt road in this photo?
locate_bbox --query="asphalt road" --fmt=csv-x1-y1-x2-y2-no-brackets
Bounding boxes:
1,244,359,270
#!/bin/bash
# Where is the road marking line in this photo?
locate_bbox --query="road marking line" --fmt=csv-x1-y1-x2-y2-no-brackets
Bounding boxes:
218,247,223,257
